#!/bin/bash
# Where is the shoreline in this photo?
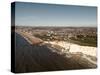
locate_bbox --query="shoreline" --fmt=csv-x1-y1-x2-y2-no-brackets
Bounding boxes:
44,41,97,57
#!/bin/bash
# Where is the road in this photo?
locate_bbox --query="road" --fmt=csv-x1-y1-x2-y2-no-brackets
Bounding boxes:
15,32,97,73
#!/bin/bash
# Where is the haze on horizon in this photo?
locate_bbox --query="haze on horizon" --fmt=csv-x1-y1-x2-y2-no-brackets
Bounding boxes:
14,2,97,27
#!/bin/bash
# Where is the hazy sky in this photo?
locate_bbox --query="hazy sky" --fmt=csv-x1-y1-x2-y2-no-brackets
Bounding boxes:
15,2,97,27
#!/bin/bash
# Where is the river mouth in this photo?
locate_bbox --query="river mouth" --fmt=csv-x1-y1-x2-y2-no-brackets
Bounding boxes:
15,32,97,73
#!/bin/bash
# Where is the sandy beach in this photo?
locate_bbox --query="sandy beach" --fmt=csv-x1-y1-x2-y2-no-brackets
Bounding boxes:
44,41,97,56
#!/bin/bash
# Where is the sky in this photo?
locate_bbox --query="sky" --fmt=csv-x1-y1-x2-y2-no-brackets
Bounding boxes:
14,2,97,27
